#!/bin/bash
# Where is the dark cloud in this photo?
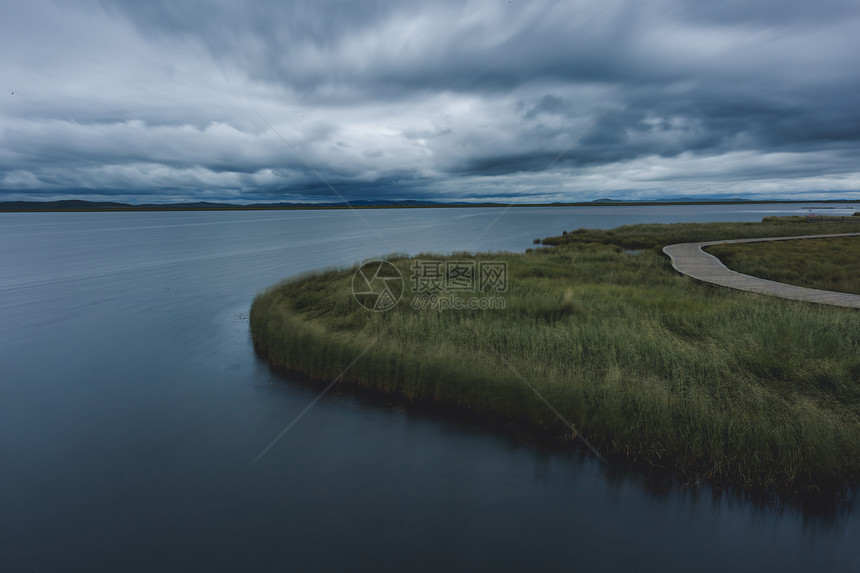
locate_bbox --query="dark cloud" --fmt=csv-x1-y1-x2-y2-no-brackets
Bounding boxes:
522,95,575,124
1,0,859,203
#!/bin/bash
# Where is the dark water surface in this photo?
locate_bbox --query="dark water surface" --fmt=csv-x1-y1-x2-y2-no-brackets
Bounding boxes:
0,205,857,572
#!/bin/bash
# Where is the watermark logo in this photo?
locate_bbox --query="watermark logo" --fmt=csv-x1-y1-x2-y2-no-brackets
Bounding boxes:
411,260,507,312
352,260,404,312
411,293,506,311
411,260,508,293
352,259,508,312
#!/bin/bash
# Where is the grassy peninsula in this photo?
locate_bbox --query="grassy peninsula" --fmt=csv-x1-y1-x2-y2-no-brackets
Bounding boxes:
250,217,860,496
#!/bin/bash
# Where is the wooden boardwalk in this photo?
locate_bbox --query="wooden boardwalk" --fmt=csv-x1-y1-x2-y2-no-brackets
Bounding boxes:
662,233,860,309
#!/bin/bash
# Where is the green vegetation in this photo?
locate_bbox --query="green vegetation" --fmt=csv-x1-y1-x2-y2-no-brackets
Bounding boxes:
707,237,860,296
251,218,860,496
542,215,860,250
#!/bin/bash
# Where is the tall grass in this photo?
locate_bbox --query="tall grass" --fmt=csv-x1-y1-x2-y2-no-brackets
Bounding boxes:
541,216,860,249
251,220,860,495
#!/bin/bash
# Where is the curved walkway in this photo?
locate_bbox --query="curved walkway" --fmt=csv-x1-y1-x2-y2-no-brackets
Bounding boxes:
662,233,860,309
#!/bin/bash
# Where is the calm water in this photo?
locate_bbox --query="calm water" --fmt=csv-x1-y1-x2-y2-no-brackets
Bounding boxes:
0,204,857,572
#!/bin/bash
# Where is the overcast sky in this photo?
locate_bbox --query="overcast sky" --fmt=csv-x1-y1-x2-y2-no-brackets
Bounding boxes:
2,0,860,204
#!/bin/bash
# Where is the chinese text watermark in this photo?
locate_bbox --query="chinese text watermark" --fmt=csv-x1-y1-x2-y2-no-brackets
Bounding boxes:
352,259,508,312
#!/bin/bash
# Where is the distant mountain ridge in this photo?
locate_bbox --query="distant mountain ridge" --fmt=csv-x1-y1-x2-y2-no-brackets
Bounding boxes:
0,197,855,211
0,199,463,211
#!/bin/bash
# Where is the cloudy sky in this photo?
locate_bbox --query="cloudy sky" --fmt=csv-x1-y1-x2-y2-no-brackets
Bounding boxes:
2,0,860,204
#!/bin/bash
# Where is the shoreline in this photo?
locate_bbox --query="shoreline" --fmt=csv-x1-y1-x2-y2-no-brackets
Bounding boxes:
2,198,858,213
258,354,856,511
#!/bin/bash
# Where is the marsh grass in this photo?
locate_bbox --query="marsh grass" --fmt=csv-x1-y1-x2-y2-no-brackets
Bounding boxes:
251,219,860,495
542,216,860,249
707,236,860,296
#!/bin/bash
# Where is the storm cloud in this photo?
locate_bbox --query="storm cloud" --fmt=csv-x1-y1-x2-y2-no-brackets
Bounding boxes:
2,0,860,203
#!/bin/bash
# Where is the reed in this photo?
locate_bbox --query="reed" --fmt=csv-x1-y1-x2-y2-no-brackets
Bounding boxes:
541,216,860,249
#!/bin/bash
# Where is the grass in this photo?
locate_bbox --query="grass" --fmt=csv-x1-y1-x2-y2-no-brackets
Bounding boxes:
707,236,860,296
250,218,860,496
541,215,860,250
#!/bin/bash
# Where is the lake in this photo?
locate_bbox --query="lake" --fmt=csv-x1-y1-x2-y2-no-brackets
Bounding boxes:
0,204,857,572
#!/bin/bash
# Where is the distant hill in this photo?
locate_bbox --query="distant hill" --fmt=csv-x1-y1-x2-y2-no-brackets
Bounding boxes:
0,199,463,211
0,200,242,211
584,197,755,204
0,197,855,211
